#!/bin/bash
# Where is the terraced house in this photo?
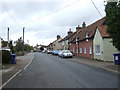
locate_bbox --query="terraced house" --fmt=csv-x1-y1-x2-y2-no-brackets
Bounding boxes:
59,28,74,50
70,17,105,58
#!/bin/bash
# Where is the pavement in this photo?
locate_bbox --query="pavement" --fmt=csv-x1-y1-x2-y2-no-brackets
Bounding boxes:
73,56,120,74
0,52,119,89
0,53,34,89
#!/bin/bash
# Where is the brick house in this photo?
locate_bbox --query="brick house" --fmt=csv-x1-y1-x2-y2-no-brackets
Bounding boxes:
69,25,82,55
70,17,105,58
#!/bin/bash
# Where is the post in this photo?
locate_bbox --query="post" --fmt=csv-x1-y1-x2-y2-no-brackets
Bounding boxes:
22,27,25,55
7,27,9,48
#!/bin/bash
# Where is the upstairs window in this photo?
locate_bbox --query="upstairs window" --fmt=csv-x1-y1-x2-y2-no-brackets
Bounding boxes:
76,37,78,44
86,32,89,42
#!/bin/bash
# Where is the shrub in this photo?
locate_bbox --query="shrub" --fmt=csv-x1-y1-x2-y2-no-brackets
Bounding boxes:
2,50,12,64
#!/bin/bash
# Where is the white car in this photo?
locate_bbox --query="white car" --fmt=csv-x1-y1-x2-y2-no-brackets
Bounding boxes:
61,50,73,58
58,50,63,57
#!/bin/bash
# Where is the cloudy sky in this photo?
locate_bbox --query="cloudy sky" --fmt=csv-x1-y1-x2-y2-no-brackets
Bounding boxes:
0,0,106,46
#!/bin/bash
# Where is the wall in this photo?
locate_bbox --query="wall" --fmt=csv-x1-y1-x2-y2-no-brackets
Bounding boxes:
53,38,63,50
103,38,118,61
93,29,104,60
78,39,93,58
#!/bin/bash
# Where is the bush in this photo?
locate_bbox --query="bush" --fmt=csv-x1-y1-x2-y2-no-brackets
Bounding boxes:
2,50,12,64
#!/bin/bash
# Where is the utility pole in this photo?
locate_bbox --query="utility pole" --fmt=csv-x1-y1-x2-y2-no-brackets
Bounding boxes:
7,27,9,48
22,27,25,55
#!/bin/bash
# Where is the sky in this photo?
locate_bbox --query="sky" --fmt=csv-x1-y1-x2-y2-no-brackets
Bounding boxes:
0,0,106,46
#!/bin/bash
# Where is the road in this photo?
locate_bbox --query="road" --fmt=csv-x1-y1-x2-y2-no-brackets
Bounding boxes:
3,52,118,88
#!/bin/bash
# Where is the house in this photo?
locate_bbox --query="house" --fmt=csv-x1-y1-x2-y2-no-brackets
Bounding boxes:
69,25,82,54
59,28,74,50
70,17,105,58
93,25,118,61
47,43,53,50
49,35,62,50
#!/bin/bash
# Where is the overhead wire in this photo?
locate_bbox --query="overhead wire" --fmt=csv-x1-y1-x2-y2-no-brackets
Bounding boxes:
90,0,103,17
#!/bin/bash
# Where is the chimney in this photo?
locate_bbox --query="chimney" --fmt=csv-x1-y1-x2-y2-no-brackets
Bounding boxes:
82,22,86,28
68,28,73,35
76,25,81,31
57,35,61,40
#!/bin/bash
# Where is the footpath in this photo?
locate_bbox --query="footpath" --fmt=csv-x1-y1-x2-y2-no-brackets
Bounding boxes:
73,56,120,74
0,53,34,89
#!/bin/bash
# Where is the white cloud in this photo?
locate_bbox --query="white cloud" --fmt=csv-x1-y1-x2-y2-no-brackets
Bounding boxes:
0,0,106,46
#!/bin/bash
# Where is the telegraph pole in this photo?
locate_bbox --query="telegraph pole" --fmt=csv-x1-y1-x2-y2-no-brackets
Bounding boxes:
7,27,9,48
22,27,25,55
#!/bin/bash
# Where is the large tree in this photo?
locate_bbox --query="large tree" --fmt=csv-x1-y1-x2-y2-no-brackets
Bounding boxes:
105,1,120,51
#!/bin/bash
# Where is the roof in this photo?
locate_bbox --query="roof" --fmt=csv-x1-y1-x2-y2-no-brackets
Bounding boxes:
69,29,82,43
59,32,74,42
97,25,110,38
76,17,105,42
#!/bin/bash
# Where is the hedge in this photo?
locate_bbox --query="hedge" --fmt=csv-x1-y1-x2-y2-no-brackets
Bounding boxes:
2,50,12,64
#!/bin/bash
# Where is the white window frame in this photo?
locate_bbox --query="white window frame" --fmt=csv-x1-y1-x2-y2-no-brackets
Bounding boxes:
76,48,78,53
84,47,86,54
95,45,100,55
89,47,92,54
80,48,82,54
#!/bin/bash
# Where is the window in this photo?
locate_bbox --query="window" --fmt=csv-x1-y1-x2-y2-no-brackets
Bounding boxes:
76,48,78,53
80,48,82,53
73,48,74,53
86,32,89,42
76,37,78,44
62,41,64,46
95,45,100,55
66,40,68,44
84,47,86,54
89,47,92,54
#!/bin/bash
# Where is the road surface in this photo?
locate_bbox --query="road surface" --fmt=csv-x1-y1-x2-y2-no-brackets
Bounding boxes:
3,52,119,88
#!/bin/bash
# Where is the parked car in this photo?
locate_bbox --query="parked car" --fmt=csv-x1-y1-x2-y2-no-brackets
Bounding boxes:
58,50,63,57
52,50,59,55
47,50,53,54
61,50,73,58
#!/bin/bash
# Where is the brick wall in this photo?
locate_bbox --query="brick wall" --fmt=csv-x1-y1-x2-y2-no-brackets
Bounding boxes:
78,39,93,58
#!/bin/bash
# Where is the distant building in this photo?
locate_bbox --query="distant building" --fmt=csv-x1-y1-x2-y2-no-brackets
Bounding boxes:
48,35,62,50
59,28,74,50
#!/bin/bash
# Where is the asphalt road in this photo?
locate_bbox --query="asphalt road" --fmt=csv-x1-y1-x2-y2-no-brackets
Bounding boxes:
3,52,119,88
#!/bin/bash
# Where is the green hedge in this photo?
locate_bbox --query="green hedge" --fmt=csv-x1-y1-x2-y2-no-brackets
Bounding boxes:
2,50,12,64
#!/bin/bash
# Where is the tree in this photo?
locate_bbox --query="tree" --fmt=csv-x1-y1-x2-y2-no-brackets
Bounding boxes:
9,40,14,53
2,40,8,47
24,44,33,52
14,37,24,52
105,1,120,51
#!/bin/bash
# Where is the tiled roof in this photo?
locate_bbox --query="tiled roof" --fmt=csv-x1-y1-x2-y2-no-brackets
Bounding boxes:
70,29,82,43
59,32,74,42
76,17,105,42
98,25,110,38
